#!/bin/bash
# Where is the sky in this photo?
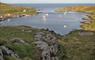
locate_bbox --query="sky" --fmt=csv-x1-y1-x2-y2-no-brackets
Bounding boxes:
0,0,95,3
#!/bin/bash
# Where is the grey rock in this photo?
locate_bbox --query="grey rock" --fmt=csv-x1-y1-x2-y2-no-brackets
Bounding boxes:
0,46,19,58
0,45,20,60
34,32,59,60
0,49,4,60
11,38,28,45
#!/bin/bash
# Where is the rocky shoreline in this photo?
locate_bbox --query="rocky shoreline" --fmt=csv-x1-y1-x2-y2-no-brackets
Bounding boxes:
0,14,32,21
0,2,37,21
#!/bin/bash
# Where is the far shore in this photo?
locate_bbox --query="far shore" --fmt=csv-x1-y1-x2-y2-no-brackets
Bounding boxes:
0,2,37,21
0,13,36,21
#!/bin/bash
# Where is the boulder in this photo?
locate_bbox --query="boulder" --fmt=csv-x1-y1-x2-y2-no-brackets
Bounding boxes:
11,38,28,45
0,45,20,60
0,49,4,60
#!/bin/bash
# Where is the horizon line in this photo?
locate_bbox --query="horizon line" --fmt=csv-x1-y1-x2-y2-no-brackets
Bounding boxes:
1,2,95,4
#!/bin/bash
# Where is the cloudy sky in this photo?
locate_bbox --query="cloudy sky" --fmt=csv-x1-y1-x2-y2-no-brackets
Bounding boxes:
1,0,95,3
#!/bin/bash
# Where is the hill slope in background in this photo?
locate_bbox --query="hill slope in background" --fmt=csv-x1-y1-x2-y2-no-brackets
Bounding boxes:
56,6,95,13
0,2,37,15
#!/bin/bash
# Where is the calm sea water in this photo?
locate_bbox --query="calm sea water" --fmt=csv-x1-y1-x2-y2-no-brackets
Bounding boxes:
13,4,95,11
13,4,95,8
0,4,95,35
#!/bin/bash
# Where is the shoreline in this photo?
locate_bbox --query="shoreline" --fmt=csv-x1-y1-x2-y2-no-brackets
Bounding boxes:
0,14,37,21
0,2,37,21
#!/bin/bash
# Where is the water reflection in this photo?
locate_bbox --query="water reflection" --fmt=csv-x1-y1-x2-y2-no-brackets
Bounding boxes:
7,19,11,22
42,15,47,23
58,14,63,18
42,13,48,23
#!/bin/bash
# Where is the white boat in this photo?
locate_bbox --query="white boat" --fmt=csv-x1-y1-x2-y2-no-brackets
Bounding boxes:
45,13,49,16
42,15,47,22
63,25,67,28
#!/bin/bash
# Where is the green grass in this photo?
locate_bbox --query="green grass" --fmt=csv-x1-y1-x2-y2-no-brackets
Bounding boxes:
0,26,33,41
7,43,40,60
81,14,95,31
59,30,95,60
0,26,95,60
55,6,95,13
0,2,37,16
0,26,42,60
0,26,66,60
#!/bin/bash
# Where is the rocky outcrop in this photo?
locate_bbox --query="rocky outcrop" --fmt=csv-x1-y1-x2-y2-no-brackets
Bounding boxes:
10,38,29,45
0,49,4,60
0,45,19,60
34,32,59,60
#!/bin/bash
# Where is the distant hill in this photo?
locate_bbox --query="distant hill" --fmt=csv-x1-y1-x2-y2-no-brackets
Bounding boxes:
0,2,37,15
56,6,95,13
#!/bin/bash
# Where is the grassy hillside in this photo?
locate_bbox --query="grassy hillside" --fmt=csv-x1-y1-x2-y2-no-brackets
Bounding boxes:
59,30,95,60
56,6,95,13
0,26,41,60
81,14,95,31
0,26,95,60
0,2,37,16
0,26,65,60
